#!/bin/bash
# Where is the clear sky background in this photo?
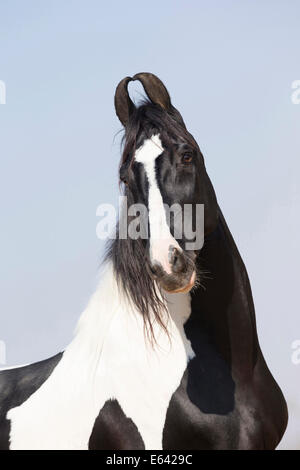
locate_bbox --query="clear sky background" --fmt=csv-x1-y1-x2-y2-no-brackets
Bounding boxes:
0,0,299,449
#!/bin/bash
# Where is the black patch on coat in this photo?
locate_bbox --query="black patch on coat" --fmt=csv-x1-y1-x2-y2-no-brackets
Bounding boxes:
0,353,62,449
162,367,238,450
89,399,145,450
162,307,236,449
162,224,238,449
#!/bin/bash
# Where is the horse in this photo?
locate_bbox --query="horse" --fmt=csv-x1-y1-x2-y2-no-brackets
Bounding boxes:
0,72,288,450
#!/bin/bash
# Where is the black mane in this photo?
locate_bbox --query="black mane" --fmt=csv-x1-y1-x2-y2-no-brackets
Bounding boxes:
105,101,197,340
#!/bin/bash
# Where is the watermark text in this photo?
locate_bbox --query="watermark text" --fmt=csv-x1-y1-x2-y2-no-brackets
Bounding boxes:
96,197,204,251
291,80,300,104
0,80,6,104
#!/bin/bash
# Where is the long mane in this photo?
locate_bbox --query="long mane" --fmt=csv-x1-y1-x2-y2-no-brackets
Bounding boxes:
105,101,197,340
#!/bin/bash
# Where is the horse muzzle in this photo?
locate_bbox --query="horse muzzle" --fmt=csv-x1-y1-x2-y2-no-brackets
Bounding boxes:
149,246,197,293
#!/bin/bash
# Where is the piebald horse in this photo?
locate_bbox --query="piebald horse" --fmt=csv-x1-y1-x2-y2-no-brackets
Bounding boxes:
0,73,288,450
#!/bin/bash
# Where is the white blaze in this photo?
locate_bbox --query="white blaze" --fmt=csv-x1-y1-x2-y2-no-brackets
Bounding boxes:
135,134,181,274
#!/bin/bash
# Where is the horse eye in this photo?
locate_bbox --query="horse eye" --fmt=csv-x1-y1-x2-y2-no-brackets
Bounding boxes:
182,153,193,164
119,174,128,185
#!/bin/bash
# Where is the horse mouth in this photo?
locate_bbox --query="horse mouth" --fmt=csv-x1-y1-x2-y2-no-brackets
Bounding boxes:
148,246,197,294
149,261,197,294
163,270,196,294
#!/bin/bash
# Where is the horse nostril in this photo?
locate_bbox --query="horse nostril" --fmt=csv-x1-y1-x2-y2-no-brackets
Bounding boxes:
169,247,187,274
148,262,164,279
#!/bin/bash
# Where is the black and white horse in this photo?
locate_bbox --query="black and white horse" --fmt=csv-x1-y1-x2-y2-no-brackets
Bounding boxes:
0,73,288,450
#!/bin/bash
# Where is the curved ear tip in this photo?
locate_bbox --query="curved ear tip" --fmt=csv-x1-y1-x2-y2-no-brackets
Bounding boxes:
132,72,144,80
115,76,133,91
114,76,135,127
132,72,157,81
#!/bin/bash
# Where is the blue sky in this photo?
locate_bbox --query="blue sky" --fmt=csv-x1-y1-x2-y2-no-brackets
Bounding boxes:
0,1,299,448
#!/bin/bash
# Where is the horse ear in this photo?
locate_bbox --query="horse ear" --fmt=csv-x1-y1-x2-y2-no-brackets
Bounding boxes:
132,72,171,110
133,72,187,129
114,76,135,127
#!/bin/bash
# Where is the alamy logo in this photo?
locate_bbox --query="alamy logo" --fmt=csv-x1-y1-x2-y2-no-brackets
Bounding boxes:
291,339,300,365
96,197,205,251
0,340,6,365
291,80,300,104
0,80,6,104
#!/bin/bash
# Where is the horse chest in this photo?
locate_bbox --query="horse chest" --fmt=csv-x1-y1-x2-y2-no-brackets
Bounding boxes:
7,292,194,450
4,273,285,450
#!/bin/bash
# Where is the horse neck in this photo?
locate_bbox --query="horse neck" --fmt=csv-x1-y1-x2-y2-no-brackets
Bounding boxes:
68,262,191,367
70,210,259,376
192,207,259,376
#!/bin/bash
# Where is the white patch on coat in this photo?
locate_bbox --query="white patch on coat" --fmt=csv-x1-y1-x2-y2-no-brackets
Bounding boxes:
7,262,194,450
135,134,182,274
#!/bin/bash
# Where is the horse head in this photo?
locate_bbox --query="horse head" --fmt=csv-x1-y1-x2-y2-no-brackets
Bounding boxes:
111,72,219,334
